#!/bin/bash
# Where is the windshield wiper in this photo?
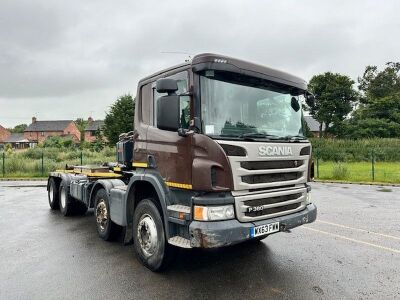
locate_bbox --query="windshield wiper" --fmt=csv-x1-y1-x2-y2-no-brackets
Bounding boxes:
281,135,307,141
240,133,282,140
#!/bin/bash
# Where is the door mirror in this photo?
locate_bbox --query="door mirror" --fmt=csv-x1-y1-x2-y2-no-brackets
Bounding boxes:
157,94,180,131
306,93,315,107
156,78,178,94
291,97,300,112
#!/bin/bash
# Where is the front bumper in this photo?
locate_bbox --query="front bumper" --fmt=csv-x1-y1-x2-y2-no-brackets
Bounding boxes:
189,203,317,248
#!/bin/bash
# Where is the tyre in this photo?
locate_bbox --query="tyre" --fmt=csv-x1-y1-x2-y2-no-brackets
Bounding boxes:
133,199,176,271
59,181,75,216
48,177,59,210
94,189,121,241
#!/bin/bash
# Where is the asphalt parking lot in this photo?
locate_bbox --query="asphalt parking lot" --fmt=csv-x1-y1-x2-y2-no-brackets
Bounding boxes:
0,182,399,299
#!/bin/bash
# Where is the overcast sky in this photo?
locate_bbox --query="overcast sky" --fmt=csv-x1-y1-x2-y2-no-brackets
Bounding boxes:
1,0,399,127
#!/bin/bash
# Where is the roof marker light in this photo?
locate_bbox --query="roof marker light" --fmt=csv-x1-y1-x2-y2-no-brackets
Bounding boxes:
214,58,227,63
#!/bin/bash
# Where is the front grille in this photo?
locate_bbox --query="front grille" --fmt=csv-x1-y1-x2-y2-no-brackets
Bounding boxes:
242,172,302,184
241,160,303,170
245,202,302,217
248,184,295,193
221,142,310,222
234,189,307,222
244,193,301,206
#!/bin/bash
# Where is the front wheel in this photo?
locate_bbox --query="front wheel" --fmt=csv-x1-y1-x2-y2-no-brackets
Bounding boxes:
133,199,176,271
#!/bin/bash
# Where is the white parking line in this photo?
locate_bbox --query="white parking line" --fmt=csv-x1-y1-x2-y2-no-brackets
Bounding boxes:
304,226,400,255
317,220,400,241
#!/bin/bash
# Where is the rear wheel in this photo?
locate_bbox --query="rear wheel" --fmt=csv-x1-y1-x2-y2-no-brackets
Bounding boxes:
94,189,121,241
59,180,87,216
48,178,59,210
133,199,176,271
59,181,74,216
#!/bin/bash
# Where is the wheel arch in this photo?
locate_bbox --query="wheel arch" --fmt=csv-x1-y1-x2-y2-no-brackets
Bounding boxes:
125,172,171,239
89,179,125,209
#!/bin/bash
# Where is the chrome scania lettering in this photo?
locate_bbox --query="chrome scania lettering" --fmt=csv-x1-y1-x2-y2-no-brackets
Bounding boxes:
258,146,293,156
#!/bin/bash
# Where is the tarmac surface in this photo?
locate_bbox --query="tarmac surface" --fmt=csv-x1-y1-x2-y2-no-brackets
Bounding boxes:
0,182,399,299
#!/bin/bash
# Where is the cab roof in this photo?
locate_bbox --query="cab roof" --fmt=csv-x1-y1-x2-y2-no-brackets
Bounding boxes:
138,53,307,90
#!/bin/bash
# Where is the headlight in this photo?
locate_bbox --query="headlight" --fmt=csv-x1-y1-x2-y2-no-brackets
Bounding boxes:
194,205,235,221
306,192,311,204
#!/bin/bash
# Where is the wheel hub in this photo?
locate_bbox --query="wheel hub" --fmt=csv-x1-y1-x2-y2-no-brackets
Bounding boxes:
137,214,158,257
96,200,108,231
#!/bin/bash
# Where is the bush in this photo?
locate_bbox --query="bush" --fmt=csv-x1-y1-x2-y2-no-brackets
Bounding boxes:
1,146,116,177
332,163,349,179
311,138,400,162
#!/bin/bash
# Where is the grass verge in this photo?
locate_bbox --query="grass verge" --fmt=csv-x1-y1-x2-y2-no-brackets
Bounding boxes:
316,161,400,184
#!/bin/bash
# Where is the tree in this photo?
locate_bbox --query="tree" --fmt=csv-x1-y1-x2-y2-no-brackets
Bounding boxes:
75,118,88,142
344,62,400,138
90,129,105,152
308,72,358,137
10,124,27,133
358,62,400,100
103,95,135,145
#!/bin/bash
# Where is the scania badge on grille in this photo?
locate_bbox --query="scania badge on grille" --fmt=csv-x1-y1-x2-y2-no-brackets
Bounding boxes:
258,145,293,156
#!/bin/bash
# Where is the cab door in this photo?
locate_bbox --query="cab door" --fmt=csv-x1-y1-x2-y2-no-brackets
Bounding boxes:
146,70,193,187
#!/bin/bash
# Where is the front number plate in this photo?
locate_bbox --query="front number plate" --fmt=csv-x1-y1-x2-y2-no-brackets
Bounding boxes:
250,222,280,238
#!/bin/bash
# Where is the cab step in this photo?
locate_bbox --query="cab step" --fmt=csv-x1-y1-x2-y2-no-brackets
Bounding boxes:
168,236,192,248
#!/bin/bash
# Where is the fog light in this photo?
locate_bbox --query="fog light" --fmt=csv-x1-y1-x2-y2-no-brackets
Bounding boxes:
193,205,235,221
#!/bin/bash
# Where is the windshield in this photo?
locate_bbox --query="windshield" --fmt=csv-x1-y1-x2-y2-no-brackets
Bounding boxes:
200,73,305,140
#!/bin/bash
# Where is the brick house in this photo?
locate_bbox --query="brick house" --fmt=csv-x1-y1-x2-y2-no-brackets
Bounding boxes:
0,125,11,145
84,117,106,142
4,133,31,149
304,116,326,137
24,117,81,144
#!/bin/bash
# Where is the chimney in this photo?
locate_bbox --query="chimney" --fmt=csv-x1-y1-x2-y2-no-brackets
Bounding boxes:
88,116,94,123
32,116,37,124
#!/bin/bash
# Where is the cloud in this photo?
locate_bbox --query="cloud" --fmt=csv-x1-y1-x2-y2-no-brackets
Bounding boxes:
1,0,399,127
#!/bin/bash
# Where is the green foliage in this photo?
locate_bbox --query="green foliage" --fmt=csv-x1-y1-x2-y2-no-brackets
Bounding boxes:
316,161,400,184
75,118,88,142
358,62,400,100
308,72,359,137
10,124,27,133
332,163,349,179
42,136,75,148
90,129,105,152
311,138,400,161
0,147,116,177
104,94,135,145
345,62,400,138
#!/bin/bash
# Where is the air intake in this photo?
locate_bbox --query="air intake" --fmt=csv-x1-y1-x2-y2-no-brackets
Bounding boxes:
220,144,247,157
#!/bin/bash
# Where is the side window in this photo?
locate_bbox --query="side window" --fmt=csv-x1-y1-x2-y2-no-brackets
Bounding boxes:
179,96,190,129
141,83,152,125
153,71,190,129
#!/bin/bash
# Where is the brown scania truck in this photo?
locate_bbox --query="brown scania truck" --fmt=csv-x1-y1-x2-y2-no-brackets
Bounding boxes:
47,53,317,271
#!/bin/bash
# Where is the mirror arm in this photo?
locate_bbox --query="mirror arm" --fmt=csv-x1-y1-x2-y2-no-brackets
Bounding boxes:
178,128,195,137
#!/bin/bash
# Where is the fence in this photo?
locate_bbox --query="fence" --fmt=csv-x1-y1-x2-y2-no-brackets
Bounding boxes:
1,145,400,183
0,147,115,178
313,147,400,183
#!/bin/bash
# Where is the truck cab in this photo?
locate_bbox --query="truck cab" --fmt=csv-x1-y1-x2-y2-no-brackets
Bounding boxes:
47,53,317,271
